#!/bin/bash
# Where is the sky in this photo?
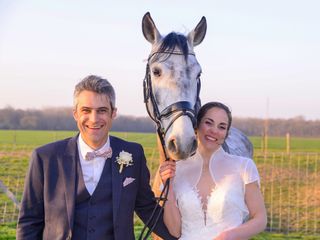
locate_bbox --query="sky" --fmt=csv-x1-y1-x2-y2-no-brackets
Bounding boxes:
0,0,319,120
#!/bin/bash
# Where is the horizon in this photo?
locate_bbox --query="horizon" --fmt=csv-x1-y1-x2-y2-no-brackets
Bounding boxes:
0,1,319,120
1,105,317,121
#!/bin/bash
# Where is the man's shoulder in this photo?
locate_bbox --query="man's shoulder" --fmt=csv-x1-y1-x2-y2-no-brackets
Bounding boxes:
110,135,144,157
35,136,77,154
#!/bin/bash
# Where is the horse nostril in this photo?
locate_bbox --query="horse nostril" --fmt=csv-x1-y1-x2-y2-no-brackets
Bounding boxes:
190,139,198,154
168,138,178,154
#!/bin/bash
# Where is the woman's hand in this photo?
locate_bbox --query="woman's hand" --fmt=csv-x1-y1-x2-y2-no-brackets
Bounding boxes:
213,230,236,240
159,160,176,184
159,160,181,237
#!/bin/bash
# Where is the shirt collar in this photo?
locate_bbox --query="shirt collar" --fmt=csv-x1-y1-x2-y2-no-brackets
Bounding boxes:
78,134,111,160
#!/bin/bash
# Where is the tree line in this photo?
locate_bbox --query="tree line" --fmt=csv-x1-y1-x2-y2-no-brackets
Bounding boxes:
0,107,319,137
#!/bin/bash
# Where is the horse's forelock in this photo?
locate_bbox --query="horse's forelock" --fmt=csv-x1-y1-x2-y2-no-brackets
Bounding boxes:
155,32,189,62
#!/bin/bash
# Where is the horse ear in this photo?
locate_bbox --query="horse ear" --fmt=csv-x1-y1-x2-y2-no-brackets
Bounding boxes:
188,16,207,47
142,12,162,44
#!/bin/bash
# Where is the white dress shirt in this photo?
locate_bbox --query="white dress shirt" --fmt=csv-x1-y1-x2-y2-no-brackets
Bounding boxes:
77,135,111,195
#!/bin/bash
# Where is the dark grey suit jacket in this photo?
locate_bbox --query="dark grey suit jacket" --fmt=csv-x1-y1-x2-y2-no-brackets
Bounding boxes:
16,135,176,240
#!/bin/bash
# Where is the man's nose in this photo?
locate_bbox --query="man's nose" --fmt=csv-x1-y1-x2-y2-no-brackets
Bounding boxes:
89,111,98,122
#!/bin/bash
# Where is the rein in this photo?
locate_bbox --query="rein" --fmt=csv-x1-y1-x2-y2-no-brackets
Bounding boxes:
139,51,200,240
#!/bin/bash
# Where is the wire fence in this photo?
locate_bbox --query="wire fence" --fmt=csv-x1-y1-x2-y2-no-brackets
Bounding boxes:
254,151,320,235
0,144,319,235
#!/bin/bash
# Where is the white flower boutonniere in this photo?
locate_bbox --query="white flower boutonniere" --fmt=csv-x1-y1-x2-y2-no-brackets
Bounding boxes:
116,151,133,173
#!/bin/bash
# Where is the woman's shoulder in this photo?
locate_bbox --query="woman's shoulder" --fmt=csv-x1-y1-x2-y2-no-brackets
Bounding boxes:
176,152,200,170
224,149,256,166
174,153,202,188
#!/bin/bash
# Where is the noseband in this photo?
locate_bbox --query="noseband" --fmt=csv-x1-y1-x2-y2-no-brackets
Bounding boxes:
143,51,201,141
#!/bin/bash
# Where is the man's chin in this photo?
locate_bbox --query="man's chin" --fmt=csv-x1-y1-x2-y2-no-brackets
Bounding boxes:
90,137,108,147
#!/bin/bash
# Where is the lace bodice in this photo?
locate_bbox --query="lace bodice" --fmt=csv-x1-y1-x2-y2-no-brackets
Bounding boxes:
173,147,260,240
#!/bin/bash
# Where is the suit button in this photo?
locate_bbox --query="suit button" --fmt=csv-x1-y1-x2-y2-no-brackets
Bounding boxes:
88,228,95,233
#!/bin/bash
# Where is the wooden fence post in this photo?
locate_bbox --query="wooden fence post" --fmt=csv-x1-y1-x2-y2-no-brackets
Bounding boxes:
286,133,290,154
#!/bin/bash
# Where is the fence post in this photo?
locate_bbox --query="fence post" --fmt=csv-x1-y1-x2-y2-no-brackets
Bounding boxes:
286,133,290,154
263,132,268,159
2,202,7,223
13,130,17,145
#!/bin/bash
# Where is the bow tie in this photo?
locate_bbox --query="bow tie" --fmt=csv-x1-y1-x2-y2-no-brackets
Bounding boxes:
85,147,113,161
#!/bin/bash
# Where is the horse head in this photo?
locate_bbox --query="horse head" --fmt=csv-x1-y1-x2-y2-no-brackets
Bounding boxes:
142,12,207,160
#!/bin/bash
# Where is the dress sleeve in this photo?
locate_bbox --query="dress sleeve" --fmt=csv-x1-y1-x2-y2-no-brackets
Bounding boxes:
243,158,260,187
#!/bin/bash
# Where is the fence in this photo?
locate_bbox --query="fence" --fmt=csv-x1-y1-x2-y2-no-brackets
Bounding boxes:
254,151,320,234
0,144,319,235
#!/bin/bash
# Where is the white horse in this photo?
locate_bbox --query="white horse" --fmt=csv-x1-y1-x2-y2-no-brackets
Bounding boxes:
143,12,204,161
142,12,253,240
142,12,253,162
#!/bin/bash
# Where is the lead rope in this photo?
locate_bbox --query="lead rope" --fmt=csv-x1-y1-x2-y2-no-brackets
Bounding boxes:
138,127,171,240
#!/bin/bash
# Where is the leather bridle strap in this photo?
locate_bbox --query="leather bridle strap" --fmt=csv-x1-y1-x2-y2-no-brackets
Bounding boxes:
159,101,196,136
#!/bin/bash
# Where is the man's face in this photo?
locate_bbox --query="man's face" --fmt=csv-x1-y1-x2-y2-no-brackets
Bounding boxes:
73,90,117,149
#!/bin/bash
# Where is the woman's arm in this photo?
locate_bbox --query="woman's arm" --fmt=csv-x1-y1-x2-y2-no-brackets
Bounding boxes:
214,181,267,240
159,161,182,238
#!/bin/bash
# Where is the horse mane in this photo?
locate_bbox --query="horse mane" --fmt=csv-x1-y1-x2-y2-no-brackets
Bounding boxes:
155,32,189,62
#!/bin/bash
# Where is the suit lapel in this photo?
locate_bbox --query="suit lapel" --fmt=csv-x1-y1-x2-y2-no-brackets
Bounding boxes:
110,137,124,226
60,135,78,231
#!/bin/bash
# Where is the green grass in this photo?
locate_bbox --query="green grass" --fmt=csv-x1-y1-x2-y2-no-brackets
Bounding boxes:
0,130,158,147
1,221,319,239
0,130,77,146
0,222,16,240
250,136,320,152
1,222,319,239
1,130,319,151
252,231,320,239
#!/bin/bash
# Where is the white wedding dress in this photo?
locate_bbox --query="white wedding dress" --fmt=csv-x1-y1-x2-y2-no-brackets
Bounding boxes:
173,147,260,240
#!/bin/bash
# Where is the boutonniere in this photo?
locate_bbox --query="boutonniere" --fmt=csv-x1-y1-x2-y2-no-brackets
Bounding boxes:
116,151,133,173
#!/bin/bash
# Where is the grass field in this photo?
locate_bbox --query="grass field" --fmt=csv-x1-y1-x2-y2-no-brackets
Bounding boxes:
1,130,320,151
0,130,319,239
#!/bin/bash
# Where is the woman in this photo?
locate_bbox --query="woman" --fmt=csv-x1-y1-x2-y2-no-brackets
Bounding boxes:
159,102,267,240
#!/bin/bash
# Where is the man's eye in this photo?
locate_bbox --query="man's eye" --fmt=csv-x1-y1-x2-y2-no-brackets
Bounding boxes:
98,109,108,114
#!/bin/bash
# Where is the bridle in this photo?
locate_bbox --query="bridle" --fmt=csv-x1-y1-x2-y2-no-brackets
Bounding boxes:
139,51,201,239
143,51,201,143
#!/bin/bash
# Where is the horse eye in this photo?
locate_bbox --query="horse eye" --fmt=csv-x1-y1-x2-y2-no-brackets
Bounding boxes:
152,67,162,77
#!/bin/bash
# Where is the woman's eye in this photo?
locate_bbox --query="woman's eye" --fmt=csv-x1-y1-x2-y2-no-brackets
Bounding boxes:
205,121,212,126
219,125,227,130
152,67,162,77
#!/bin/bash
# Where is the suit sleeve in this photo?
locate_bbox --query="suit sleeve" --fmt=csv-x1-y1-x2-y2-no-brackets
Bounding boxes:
16,150,45,240
134,145,177,240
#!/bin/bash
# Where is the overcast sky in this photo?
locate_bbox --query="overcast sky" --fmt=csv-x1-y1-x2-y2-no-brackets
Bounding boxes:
0,0,319,120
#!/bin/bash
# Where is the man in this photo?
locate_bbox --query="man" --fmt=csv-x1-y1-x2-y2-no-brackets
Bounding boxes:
16,75,176,240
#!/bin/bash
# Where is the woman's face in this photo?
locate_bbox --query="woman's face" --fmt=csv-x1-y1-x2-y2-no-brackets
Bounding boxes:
197,107,229,153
